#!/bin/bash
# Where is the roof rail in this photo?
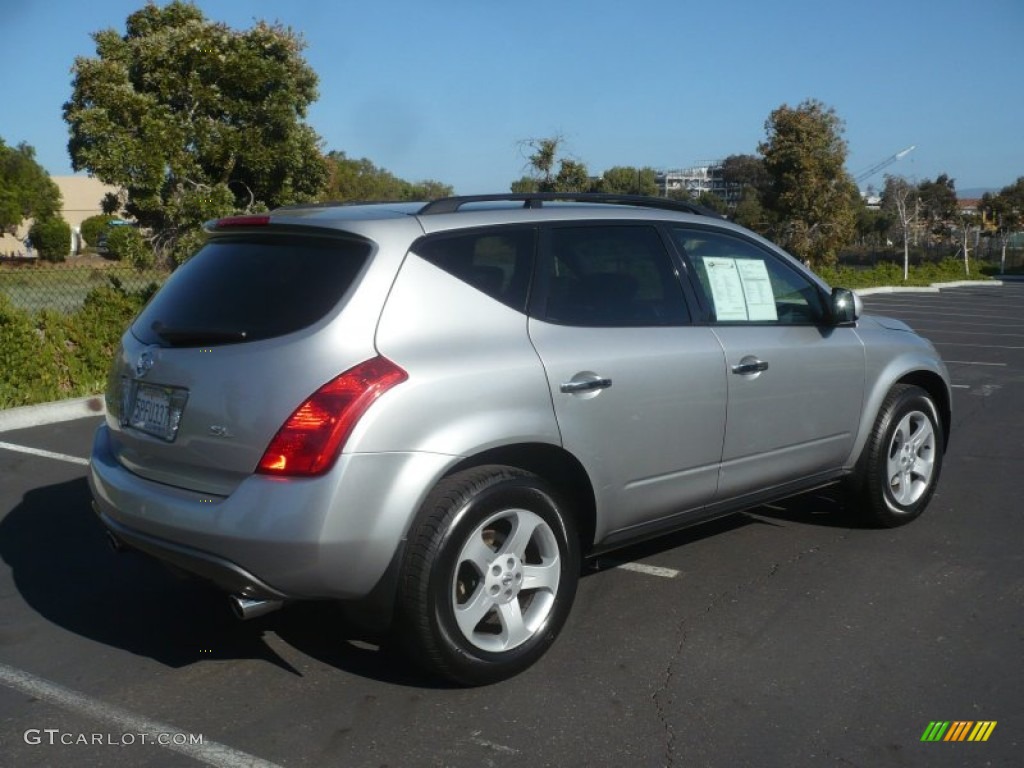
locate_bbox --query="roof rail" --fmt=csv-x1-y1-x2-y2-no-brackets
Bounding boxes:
417,193,722,218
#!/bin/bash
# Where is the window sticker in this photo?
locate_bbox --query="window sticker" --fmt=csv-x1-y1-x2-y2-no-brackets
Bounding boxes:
703,257,778,322
704,257,748,320
735,259,778,321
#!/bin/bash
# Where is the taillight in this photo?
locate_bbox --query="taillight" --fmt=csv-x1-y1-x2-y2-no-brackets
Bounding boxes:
257,357,407,477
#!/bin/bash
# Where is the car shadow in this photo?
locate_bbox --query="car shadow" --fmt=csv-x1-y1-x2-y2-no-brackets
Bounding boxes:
584,513,755,574
0,477,440,687
1,478,865,689
583,486,866,574
742,486,868,529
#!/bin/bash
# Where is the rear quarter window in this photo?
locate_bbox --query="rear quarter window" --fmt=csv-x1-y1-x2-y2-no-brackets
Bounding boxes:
411,227,535,312
132,235,371,346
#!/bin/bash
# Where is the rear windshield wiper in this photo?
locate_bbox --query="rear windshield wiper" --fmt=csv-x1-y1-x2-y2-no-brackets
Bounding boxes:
151,322,248,347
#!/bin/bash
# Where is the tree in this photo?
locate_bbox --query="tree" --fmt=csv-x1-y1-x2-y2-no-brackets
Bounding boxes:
64,1,328,263
520,136,560,190
510,176,539,194
106,225,153,269
696,192,727,214
758,99,859,266
720,154,769,231
600,166,658,195
980,178,1024,273
953,208,980,276
322,151,452,202
916,174,957,238
407,179,455,200
513,135,594,193
882,175,919,280
732,186,766,231
101,191,124,216
553,159,591,193
0,138,62,234
720,154,768,194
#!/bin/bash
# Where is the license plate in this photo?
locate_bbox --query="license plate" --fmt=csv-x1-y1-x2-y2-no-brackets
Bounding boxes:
122,381,188,442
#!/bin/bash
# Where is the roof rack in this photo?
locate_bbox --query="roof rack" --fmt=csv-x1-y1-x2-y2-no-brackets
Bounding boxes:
417,193,722,218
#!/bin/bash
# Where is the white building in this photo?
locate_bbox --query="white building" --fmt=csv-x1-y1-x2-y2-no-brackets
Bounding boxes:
656,161,740,204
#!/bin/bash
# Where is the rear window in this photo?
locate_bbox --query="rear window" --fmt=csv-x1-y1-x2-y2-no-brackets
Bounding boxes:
132,236,371,347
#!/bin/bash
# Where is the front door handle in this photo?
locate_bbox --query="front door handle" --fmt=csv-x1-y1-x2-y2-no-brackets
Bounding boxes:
731,357,769,375
560,377,613,394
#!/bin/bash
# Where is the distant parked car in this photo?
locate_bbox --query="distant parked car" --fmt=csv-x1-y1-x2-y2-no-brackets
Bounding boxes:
89,193,951,685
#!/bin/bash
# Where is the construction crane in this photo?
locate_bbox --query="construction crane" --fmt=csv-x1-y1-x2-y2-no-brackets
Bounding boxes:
855,145,916,184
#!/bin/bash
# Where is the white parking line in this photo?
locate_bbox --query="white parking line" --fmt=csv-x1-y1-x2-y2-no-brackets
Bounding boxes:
614,562,680,579
0,663,283,768
944,361,1007,366
864,308,1022,322
935,342,1024,350
0,441,89,466
915,329,1024,338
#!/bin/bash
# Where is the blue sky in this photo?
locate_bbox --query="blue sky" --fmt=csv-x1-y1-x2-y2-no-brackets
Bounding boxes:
2,0,1022,196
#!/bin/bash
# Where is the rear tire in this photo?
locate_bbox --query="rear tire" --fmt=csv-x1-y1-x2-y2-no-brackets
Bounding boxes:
850,384,944,527
397,465,579,686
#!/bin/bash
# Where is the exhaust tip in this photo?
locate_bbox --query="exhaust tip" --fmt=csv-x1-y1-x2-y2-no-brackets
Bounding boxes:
230,595,284,620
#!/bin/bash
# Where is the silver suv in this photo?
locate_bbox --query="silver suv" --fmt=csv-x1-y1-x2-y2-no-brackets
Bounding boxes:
89,194,950,685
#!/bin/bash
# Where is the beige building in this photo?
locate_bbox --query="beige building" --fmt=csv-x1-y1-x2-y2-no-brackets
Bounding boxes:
55,175,123,232
1,175,123,257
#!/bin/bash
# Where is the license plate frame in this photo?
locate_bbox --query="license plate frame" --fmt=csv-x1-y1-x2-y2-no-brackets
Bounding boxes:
121,380,188,442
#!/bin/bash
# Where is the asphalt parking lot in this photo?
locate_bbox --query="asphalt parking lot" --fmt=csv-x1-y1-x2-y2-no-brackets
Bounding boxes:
1,281,1021,768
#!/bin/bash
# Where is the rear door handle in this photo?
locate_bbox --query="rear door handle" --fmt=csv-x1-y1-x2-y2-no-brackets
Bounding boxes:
731,358,769,375
560,377,613,394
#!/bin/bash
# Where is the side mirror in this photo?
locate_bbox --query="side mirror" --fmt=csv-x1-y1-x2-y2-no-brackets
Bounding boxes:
830,287,861,325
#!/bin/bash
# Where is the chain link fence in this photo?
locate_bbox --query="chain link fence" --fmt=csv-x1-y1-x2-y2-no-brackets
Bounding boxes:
0,260,168,314
839,238,1024,271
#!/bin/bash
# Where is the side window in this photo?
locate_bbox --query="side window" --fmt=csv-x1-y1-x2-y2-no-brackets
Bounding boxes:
413,228,535,312
672,228,827,325
540,225,689,327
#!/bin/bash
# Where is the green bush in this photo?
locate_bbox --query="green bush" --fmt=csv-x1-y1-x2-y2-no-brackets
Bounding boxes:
0,279,151,408
105,225,154,269
0,296,63,406
817,258,986,289
80,214,117,249
28,217,71,262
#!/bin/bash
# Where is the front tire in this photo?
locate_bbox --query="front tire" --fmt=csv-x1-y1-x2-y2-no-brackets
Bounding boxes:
398,466,579,685
851,384,944,527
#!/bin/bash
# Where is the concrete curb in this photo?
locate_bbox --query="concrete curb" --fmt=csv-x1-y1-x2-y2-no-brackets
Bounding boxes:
856,279,1004,297
0,395,106,433
856,286,939,295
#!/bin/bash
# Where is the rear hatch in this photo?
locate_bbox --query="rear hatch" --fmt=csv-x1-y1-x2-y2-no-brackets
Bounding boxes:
106,228,379,496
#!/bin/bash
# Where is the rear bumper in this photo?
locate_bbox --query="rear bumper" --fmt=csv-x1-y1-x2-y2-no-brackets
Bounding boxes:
95,504,291,600
88,424,455,599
